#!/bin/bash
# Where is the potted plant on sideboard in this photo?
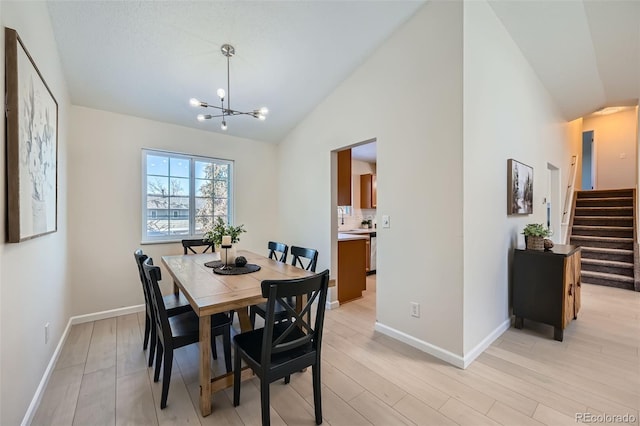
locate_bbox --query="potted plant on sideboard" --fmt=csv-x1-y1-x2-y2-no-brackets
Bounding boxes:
522,223,550,251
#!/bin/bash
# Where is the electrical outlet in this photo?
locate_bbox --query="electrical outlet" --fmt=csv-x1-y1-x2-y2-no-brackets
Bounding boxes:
44,323,50,344
410,302,420,318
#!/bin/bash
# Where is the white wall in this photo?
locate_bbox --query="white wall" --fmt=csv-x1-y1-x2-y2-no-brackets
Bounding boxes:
278,2,465,357
583,107,638,190
462,1,576,355
0,3,71,425
68,107,278,315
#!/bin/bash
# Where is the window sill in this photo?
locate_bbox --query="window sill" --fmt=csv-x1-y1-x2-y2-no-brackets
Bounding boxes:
140,240,183,245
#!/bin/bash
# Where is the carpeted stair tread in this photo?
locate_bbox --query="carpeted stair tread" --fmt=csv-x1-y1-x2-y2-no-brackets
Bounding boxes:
581,258,634,269
576,189,634,198
574,206,633,216
580,246,633,255
572,216,633,221
571,225,634,238
581,270,635,283
570,235,633,242
572,225,633,231
576,197,634,207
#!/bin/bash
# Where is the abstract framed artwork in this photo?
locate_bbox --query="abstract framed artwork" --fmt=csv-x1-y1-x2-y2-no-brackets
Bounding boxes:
507,159,533,215
5,27,58,242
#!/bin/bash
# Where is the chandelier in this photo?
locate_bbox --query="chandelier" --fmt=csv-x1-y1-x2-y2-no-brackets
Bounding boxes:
190,44,268,131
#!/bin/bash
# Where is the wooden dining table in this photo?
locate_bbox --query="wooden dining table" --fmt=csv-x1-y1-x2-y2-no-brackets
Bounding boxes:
161,249,314,417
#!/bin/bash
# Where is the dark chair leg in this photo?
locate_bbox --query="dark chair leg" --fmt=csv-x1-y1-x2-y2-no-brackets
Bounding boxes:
233,344,241,406
223,327,232,374
154,342,163,382
260,380,271,426
143,313,151,350
312,363,322,424
148,326,157,367
284,375,290,384
160,350,173,409
211,335,218,360
249,306,256,328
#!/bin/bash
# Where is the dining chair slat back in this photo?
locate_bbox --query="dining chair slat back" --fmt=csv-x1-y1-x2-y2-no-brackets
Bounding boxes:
290,246,319,272
268,241,289,263
181,239,215,254
233,270,330,426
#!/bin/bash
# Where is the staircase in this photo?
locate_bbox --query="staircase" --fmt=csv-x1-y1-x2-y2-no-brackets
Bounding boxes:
569,188,638,291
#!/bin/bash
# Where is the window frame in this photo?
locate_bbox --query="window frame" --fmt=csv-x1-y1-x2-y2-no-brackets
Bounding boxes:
141,148,234,243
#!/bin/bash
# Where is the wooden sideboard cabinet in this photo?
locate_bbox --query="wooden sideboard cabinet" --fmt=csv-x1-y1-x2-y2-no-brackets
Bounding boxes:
512,245,581,341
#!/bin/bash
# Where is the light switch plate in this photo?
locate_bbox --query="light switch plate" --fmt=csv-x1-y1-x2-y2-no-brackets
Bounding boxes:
382,215,390,228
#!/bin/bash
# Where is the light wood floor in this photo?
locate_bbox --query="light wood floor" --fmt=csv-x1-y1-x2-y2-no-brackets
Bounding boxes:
32,276,640,425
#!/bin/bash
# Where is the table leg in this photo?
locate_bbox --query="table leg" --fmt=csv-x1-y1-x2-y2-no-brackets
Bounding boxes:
199,315,211,416
173,280,179,295
236,307,252,332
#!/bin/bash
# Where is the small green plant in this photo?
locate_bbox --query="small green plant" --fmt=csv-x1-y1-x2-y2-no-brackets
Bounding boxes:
204,217,246,245
522,223,550,237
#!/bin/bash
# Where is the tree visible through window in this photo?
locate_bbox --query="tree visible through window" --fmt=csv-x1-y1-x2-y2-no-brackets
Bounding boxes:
142,149,233,242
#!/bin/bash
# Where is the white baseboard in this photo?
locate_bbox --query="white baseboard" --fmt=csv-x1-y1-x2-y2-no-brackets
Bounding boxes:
22,304,145,425
70,304,145,325
374,319,510,369
374,322,465,368
21,319,73,426
462,319,510,368
326,300,340,310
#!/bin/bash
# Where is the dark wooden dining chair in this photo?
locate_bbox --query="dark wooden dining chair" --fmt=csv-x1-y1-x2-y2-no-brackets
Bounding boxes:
267,241,288,263
250,245,318,327
290,246,319,272
233,270,330,426
134,249,192,367
143,257,233,409
181,238,215,254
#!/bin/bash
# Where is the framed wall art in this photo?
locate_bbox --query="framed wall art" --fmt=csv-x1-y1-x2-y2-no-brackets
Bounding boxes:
507,159,533,215
5,27,58,242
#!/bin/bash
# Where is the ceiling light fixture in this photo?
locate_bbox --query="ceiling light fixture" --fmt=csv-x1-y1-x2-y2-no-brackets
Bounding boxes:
592,106,628,116
189,44,268,131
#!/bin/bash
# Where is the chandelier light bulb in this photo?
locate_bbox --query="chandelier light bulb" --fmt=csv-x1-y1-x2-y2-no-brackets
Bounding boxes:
258,114,266,121
190,98,200,107
217,88,226,99
259,107,269,115
197,114,212,122
221,121,228,130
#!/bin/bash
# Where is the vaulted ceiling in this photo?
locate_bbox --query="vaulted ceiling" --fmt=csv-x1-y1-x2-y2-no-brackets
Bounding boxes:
47,1,639,144
489,0,639,121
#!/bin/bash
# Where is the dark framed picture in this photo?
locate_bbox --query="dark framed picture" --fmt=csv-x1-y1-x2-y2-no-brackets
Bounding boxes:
507,159,533,215
5,27,58,242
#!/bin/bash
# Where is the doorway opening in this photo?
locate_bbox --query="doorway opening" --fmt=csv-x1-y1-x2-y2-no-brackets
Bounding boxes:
331,139,377,310
582,130,595,190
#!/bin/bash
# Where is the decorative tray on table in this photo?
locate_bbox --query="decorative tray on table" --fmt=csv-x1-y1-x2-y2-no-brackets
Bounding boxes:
204,260,261,275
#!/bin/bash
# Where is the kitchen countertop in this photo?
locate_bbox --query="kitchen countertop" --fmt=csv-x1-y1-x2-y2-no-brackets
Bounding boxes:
338,228,376,235
338,233,369,241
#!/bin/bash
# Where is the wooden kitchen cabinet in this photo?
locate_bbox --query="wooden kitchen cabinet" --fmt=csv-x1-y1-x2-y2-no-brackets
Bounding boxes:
512,245,581,341
360,174,376,208
337,149,352,206
338,238,367,304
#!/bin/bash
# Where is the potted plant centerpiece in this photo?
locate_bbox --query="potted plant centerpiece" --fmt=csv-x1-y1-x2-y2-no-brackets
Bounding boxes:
204,217,246,265
522,223,550,251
